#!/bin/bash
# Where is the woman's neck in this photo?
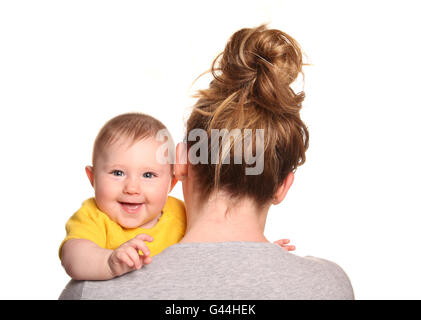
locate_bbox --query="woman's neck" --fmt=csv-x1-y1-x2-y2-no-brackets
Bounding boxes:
179,191,270,243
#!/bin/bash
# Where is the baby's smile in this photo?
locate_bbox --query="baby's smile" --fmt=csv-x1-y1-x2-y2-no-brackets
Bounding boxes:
118,201,144,214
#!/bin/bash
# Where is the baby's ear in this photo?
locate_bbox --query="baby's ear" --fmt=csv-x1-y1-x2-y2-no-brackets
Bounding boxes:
85,166,95,187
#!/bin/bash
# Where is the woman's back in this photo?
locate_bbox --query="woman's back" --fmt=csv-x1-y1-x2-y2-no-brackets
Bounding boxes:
60,242,353,300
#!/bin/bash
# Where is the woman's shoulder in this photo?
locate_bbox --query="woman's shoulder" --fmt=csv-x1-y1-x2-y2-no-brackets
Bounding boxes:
244,244,355,299
287,253,355,299
182,242,354,299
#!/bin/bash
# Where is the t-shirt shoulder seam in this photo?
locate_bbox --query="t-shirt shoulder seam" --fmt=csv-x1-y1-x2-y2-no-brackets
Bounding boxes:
82,198,104,220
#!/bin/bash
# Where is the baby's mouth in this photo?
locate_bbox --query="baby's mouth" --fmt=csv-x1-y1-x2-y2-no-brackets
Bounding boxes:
119,202,143,214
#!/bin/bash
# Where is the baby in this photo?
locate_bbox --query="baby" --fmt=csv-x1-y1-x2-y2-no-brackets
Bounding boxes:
60,112,295,280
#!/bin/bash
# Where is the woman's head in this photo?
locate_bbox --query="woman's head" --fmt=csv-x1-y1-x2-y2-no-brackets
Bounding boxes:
185,24,309,208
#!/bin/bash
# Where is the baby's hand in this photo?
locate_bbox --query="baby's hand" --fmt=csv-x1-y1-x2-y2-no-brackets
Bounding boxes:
108,234,154,278
274,239,296,251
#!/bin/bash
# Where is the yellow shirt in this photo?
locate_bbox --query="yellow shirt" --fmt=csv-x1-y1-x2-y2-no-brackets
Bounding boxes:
59,196,186,259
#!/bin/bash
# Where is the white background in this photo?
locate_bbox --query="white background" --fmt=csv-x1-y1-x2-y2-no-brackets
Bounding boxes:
0,0,420,299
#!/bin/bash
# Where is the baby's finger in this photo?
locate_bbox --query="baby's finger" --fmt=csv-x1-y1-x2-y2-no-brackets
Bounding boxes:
274,239,290,246
116,251,134,268
125,246,142,269
142,255,152,265
129,238,151,257
135,234,154,243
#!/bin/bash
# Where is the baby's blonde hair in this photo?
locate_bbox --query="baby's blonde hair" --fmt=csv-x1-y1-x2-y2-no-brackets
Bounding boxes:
92,112,171,167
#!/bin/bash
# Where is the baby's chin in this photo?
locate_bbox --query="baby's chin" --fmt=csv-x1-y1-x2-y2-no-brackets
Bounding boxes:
118,215,159,230
118,218,146,230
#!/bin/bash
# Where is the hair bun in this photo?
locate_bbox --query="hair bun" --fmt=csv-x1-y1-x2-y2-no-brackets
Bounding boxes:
188,25,309,207
211,24,305,116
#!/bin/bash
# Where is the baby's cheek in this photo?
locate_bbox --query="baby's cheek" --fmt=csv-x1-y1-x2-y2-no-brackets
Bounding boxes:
94,185,110,203
155,191,170,211
94,183,118,209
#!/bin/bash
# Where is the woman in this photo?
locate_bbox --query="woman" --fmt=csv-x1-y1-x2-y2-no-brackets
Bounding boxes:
60,25,354,300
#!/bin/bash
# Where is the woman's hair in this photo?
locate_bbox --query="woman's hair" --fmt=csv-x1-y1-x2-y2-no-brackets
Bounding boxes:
186,24,309,207
92,112,171,167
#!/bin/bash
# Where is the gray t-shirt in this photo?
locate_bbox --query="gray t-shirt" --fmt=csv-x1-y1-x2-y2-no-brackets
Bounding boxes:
59,242,354,300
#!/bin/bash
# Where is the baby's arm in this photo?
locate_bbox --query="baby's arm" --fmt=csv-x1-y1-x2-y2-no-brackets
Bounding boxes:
60,234,153,280
61,239,114,280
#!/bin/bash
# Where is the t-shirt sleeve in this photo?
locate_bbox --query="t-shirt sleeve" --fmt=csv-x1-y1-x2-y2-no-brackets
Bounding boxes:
58,203,107,259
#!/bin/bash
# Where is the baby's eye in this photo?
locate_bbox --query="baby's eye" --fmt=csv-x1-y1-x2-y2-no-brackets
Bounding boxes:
143,172,155,179
111,170,125,177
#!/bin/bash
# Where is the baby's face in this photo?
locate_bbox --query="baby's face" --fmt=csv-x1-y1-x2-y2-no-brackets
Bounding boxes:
90,136,173,229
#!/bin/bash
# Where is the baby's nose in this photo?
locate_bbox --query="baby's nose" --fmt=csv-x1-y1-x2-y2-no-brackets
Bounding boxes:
123,178,141,194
